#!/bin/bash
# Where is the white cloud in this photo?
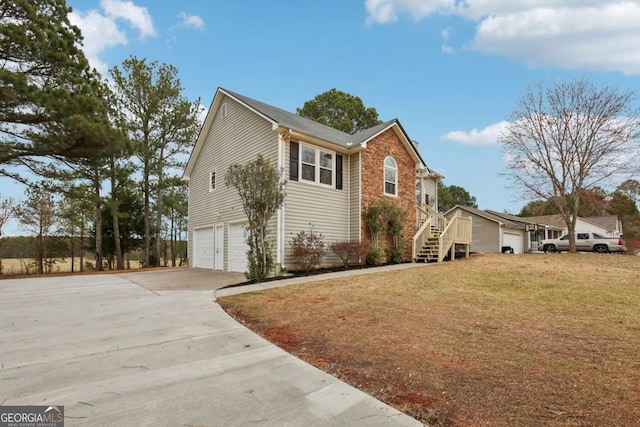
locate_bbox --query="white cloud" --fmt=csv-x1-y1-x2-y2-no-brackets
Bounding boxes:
365,0,640,74
177,12,206,31
441,120,510,146
69,0,155,74
100,0,156,38
471,3,640,74
365,0,455,24
440,26,455,54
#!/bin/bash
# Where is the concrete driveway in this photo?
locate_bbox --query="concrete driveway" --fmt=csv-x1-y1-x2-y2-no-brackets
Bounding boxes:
0,270,420,426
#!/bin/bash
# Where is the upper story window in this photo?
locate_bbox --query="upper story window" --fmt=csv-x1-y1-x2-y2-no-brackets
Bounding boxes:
209,169,216,192
300,144,334,187
384,156,397,196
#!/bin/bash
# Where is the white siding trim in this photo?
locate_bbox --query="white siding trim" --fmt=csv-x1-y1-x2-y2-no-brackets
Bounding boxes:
277,132,286,269
358,153,362,242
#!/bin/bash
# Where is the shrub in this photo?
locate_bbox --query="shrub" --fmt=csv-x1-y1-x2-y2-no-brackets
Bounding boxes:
363,198,408,264
385,246,404,264
290,228,326,271
330,240,365,269
365,248,383,266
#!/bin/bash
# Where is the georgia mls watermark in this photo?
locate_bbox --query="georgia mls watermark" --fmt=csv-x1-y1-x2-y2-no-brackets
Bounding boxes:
0,406,64,427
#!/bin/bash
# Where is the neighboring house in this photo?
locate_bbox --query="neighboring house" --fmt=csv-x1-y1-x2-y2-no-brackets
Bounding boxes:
444,206,531,254
183,88,469,272
486,210,564,252
523,215,623,238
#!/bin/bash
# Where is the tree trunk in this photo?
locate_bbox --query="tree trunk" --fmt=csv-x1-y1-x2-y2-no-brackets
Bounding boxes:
80,230,85,272
36,233,44,274
70,235,75,273
112,205,124,270
170,214,176,267
110,169,124,270
144,158,151,267
155,154,164,267
94,178,103,271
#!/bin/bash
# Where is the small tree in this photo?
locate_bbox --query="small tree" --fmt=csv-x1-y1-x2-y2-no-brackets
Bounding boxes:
0,196,16,274
225,155,286,281
15,186,58,274
363,198,408,265
330,241,365,269
290,227,327,271
501,79,640,252
385,203,408,264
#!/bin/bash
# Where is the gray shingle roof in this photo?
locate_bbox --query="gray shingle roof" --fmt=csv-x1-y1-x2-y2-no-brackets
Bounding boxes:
223,89,354,147
451,205,527,229
221,89,427,167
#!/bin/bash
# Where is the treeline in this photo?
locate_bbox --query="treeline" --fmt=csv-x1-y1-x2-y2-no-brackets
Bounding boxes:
0,235,187,271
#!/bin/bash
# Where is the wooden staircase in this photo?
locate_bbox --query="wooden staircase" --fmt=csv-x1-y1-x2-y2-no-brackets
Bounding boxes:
414,226,441,263
412,205,472,263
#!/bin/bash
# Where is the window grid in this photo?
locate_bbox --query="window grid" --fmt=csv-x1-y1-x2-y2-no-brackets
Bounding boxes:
384,156,397,196
299,144,334,188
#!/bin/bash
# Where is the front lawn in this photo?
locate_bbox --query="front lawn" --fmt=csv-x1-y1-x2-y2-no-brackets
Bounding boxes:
219,254,640,426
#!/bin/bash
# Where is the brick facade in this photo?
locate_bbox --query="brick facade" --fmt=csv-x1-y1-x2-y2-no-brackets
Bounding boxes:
361,128,417,261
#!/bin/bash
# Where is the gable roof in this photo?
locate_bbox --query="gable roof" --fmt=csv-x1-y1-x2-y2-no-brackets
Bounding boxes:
184,87,428,179
445,205,527,229
521,214,621,233
522,215,566,229
584,216,621,232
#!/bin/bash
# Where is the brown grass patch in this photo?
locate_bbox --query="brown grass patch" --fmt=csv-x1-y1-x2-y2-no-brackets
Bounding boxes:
219,254,640,426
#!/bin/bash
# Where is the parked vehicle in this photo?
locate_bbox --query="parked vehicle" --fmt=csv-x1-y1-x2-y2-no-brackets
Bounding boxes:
541,232,627,253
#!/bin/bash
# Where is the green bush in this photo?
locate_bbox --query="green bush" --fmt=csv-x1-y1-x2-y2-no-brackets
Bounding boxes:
365,248,383,266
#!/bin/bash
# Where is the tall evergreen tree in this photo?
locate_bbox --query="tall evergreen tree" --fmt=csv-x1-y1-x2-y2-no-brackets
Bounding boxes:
0,0,112,180
110,56,200,267
297,89,382,134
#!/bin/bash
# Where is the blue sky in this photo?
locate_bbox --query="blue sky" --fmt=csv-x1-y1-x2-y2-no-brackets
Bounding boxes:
3,0,640,234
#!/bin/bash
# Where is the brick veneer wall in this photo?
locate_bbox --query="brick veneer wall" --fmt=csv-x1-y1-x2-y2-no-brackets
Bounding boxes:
360,128,417,261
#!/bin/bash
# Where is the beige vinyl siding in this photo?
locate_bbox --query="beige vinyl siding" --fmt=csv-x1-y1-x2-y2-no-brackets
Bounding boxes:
447,209,500,253
349,152,361,242
284,141,350,268
424,176,437,209
188,95,279,267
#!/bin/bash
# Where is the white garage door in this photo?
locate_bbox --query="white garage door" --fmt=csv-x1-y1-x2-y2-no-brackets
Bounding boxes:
229,223,250,273
503,232,523,254
193,227,214,269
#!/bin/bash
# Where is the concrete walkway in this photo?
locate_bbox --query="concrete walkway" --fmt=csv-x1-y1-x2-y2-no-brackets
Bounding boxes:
0,267,425,426
216,262,430,297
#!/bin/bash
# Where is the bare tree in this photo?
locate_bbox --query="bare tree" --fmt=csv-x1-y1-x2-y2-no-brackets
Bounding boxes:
15,186,58,274
0,196,16,274
500,79,640,252
0,196,15,237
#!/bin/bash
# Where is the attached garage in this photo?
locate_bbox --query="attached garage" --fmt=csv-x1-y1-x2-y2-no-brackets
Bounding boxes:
193,227,214,269
229,223,250,273
503,232,524,254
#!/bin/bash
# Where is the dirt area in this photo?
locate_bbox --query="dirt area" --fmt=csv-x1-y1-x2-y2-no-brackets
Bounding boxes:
219,253,640,426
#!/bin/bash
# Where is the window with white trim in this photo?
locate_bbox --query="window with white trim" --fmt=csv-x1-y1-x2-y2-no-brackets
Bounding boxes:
384,156,397,196
209,169,216,192
300,144,334,187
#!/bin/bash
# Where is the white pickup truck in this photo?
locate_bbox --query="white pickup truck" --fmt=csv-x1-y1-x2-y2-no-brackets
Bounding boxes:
541,232,627,253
